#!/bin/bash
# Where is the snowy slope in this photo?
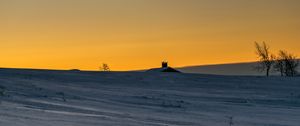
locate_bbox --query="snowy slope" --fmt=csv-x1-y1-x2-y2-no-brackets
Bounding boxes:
0,68,300,126
178,62,262,76
178,61,300,76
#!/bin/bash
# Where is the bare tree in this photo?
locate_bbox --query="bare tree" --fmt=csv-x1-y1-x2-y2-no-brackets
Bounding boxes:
278,50,299,77
273,57,285,77
100,63,110,71
254,42,275,76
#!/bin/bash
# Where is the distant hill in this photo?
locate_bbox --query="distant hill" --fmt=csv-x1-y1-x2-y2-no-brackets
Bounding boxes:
177,61,300,76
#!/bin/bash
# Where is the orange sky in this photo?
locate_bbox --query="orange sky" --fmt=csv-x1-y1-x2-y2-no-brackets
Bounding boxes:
0,0,300,71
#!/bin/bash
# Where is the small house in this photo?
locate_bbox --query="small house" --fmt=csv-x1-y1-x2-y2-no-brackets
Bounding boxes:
147,62,181,73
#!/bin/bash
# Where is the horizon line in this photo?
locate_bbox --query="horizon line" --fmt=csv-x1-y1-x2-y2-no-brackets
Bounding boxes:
0,60,264,72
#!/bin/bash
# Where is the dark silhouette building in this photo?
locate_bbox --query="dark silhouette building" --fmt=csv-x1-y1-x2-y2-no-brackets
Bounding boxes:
147,62,181,73
162,61,168,68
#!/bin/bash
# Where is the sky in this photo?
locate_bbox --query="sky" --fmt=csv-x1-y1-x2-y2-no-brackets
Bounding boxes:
0,0,300,71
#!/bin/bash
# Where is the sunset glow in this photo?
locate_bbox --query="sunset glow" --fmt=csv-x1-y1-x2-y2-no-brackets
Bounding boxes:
1,0,299,70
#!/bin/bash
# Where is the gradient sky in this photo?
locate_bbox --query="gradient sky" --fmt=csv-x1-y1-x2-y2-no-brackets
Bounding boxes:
0,0,300,70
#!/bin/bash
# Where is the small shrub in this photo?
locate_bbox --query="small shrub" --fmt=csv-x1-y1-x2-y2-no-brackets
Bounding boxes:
100,63,110,71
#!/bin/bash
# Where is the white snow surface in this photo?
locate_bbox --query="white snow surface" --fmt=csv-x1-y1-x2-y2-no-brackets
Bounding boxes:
0,68,300,126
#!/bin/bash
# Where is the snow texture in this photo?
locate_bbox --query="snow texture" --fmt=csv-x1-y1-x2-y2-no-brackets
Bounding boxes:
0,68,300,126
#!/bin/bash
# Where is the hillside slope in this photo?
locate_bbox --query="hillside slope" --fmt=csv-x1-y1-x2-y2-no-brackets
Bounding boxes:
178,61,300,76
0,68,300,126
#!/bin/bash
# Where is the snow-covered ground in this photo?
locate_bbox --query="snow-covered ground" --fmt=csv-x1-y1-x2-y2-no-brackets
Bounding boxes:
0,68,300,126
177,61,300,76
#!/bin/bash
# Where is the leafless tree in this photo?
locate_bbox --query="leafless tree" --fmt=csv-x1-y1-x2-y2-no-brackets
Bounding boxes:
278,50,299,77
273,57,285,76
100,63,110,71
254,42,275,76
